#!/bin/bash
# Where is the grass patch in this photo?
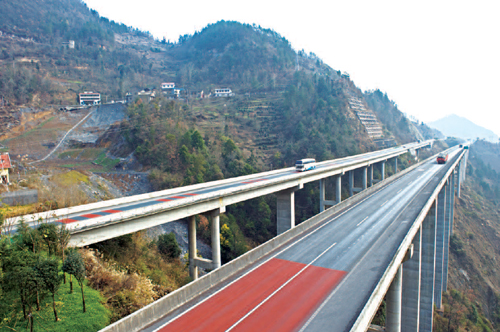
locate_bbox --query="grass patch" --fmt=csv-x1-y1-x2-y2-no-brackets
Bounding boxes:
94,152,120,171
0,278,110,332
80,148,105,160
0,204,37,218
52,170,90,186
58,149,83,159
16,116,56,140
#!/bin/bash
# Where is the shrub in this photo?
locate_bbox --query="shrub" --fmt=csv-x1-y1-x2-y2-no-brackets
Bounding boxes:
157,233,181,259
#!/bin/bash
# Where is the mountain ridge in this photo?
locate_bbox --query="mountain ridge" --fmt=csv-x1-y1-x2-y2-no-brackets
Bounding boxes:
429,114,498,142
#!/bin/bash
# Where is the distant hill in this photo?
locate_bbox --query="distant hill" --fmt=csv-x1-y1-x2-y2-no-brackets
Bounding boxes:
429,114,498,142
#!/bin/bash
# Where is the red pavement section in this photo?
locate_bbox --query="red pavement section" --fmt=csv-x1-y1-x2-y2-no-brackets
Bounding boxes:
158,258,346,332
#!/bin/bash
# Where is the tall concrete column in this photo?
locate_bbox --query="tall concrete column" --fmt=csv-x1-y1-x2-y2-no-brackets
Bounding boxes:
443,178,453,291
319,179,326,213
402,228,422,332
381,161,386,181
369,164,374,187
211,209,222,269
457,162,462,198
419,200,437,332
188,215,198,279
336,175,342,204
277,188,297,234
416,148,420,159
434,187,447,309
387,265,403,332
362,166,368,190
349,170,354,197
450,171,456,235
394,157,398,173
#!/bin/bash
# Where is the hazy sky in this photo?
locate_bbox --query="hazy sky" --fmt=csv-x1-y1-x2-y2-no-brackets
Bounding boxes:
84,0,500,137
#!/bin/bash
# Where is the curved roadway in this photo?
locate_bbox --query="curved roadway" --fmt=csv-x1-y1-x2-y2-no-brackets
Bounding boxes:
140,147,460,332
10,142,430,240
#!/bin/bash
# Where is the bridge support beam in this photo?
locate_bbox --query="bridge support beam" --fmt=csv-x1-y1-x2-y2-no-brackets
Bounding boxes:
386,265,403,332
402,228,422,332
188,215,198,279
394,157,398,173
434,186,447,309
443,177,453,291
277,185,302,235
381,161,386,181
419,200,437,332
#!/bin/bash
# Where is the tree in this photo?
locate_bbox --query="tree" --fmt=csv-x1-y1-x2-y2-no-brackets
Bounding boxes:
3,249,40,331
157,232,181,259
63,250,86,312
37,223,58,255
36,257,62,321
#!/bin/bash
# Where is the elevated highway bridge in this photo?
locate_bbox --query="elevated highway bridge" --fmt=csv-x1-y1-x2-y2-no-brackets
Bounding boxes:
7,139,472,331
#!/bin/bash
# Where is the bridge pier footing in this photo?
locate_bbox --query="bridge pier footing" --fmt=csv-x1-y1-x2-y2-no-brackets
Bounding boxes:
419,200,437,331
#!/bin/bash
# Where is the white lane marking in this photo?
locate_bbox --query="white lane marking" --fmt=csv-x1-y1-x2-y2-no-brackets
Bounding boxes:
380,200,389,207
225,242,337,331
152,160,431,331
408,181,413,185
397,189,403,194
357,216,369,227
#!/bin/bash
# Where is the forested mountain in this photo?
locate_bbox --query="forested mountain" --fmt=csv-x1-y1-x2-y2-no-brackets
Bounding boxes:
0,1,457,329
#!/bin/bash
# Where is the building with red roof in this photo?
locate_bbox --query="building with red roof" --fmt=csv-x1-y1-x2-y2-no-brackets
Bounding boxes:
0,153,12,184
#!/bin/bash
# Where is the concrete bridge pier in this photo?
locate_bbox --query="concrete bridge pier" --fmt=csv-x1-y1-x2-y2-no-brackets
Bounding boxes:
386,265,403,332
211,208,224,269
188,215,198,279
277,184,303,234
457,161,462,198
362,166,368,190
381,161,386,181
319,178,338,213
402,228,422,332
394,157,398,173
349,170,354,197
369,164,374,187
443,177,453,291
450,170,456,235
335,174,342,204
419,200,437,331
434,186,447,309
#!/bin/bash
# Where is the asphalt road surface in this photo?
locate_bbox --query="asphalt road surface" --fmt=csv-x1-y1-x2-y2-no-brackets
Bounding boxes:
142,148,460,332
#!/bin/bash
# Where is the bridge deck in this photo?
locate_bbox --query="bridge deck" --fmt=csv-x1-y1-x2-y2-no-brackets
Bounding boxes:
140,148,460,332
